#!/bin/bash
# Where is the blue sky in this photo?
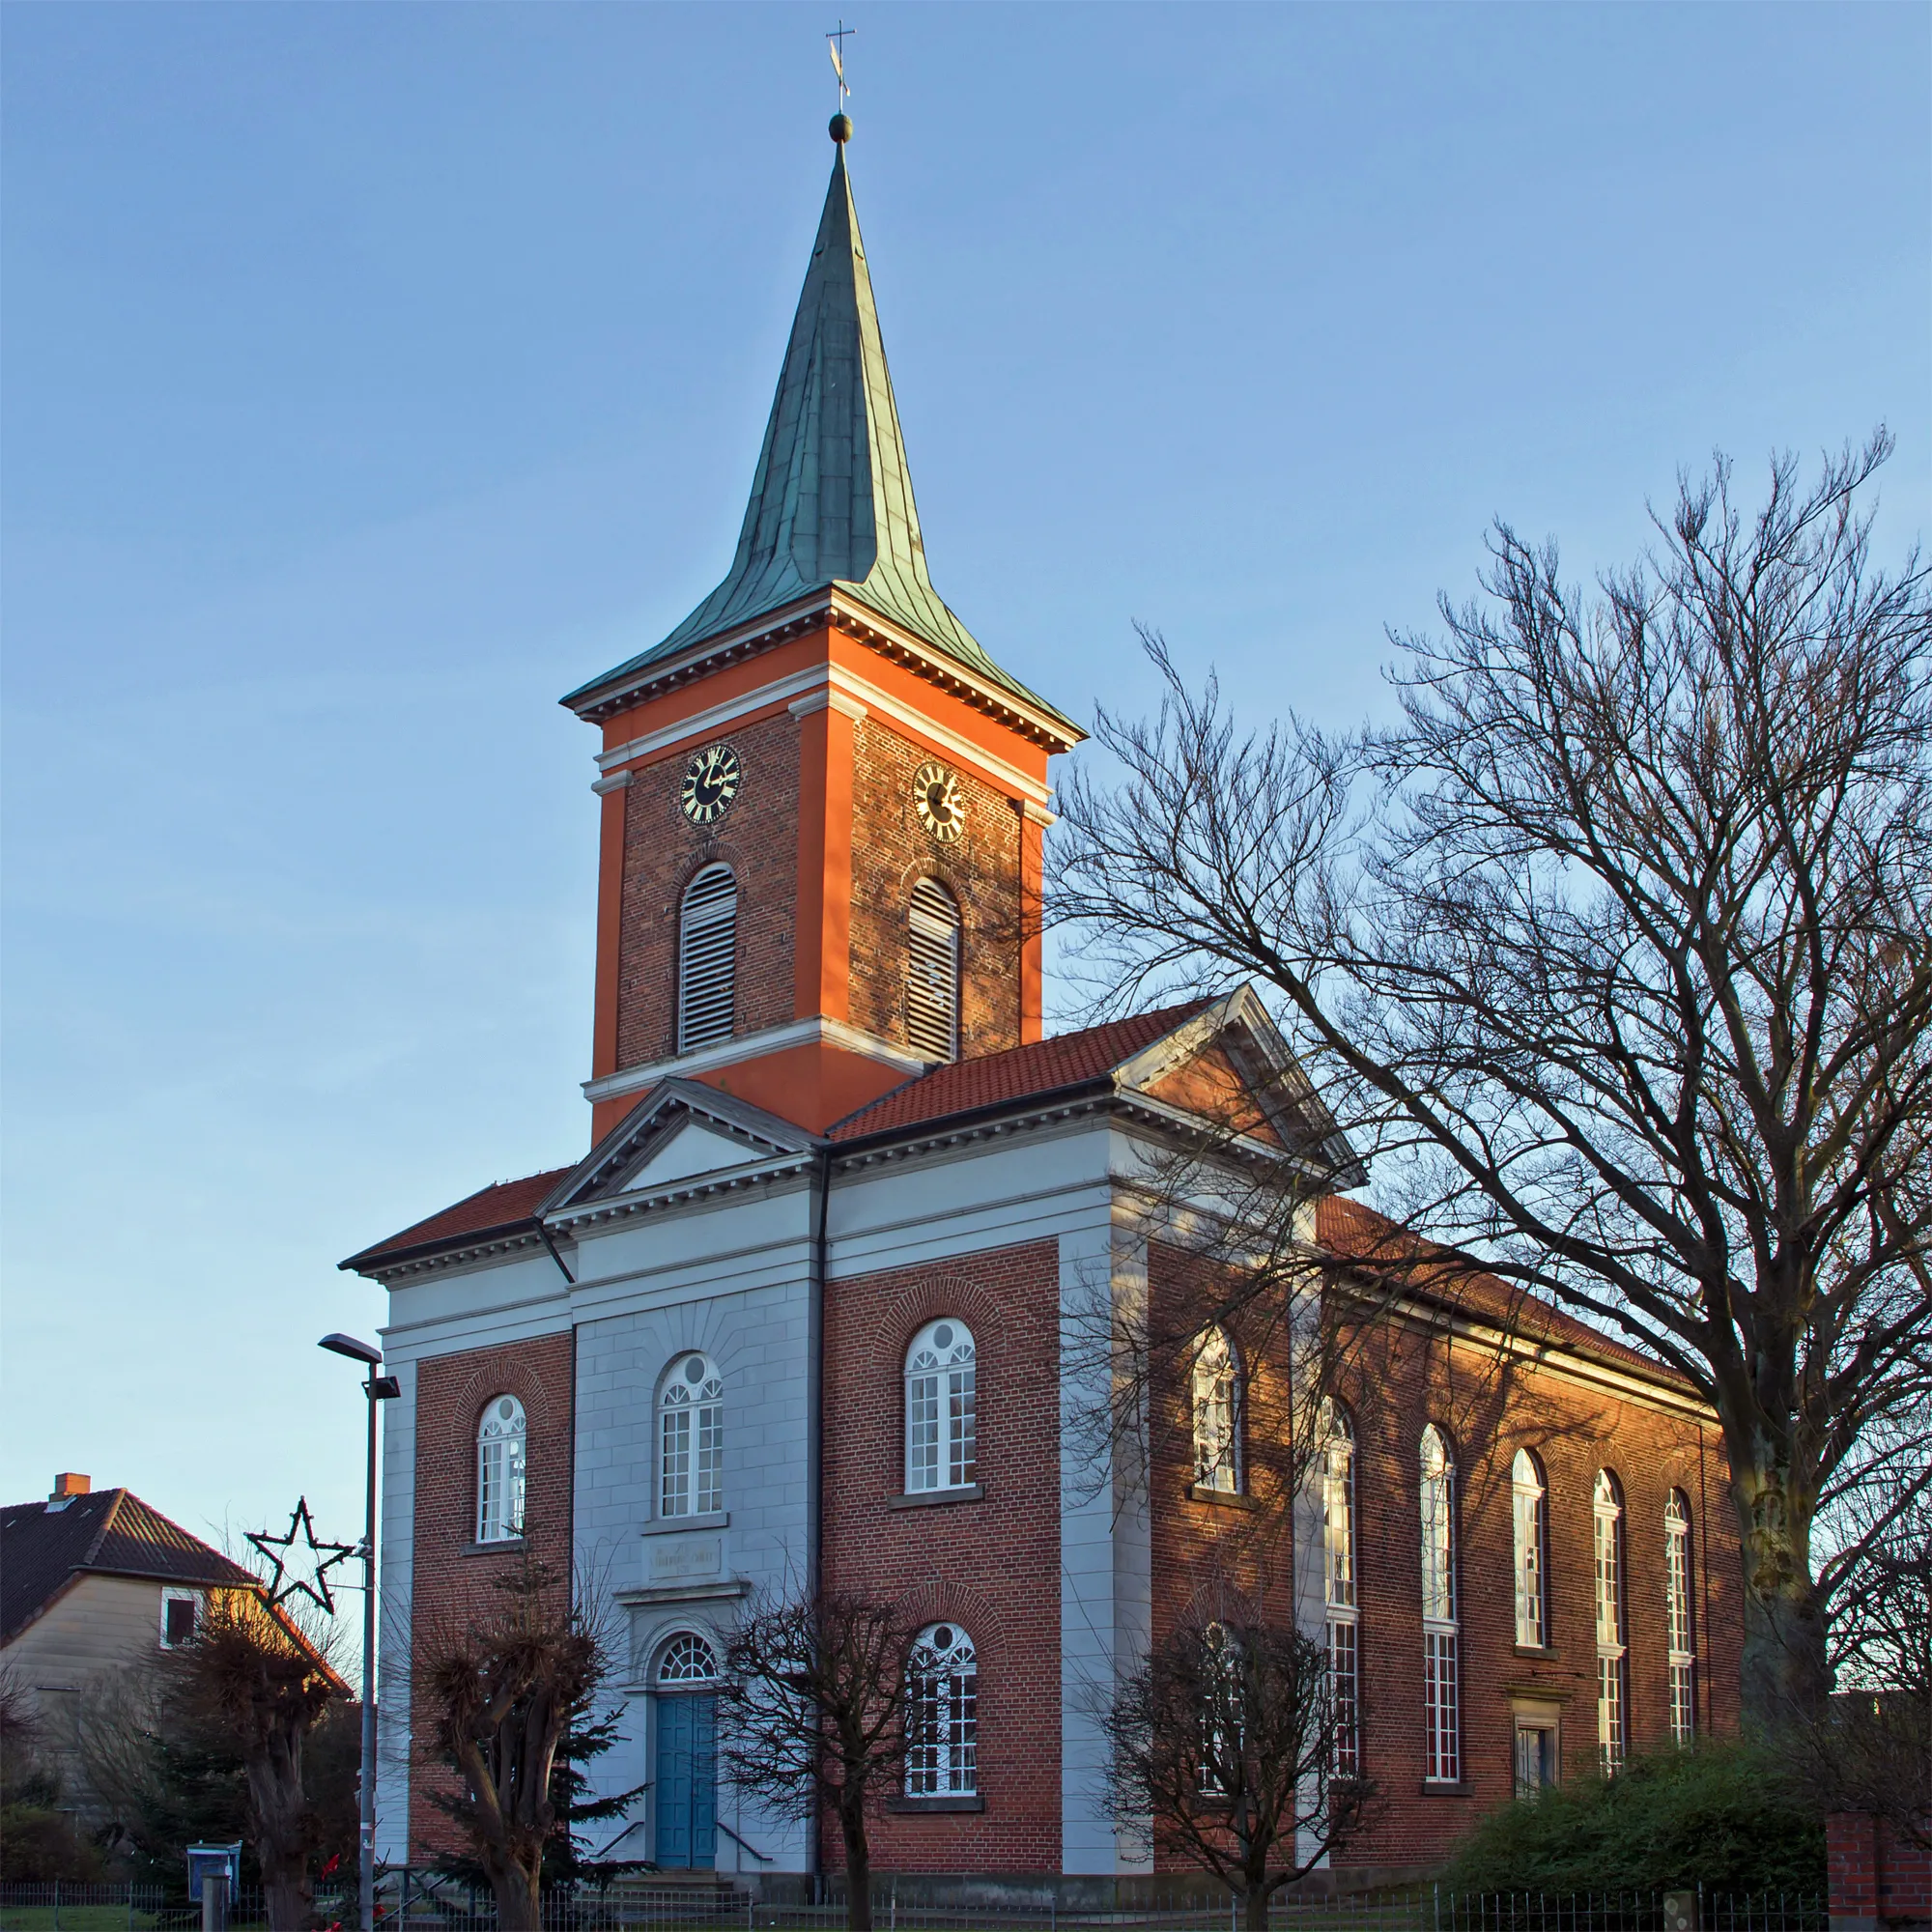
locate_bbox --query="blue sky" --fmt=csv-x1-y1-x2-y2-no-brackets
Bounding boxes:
4,3,1926,1632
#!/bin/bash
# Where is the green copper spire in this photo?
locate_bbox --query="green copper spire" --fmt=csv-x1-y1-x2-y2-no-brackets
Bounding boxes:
564,135,1072,730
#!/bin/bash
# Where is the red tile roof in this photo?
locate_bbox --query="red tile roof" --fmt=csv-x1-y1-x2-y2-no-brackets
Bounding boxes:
1315,1196,1684,1383
830,1002,1212,1141
340,1166,575,1271
1,1488,261,1643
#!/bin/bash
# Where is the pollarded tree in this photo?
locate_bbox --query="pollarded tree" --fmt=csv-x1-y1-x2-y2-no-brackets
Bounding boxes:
1101,1614,1373,1930
717,1589,913,1932
420,1548,611,1932
1054,436,1932,1724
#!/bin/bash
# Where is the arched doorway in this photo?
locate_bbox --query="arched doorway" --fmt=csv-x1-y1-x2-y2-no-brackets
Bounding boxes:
653,1633,719,1869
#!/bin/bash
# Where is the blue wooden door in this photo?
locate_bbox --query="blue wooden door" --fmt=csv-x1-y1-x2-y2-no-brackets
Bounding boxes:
654,1694,716,1869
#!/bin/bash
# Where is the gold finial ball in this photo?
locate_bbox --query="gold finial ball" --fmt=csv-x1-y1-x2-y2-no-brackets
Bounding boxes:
829,113,853,144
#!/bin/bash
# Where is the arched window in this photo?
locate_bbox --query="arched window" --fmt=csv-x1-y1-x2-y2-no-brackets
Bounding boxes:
1192,1328,1241,1493
656,1632,721,1686
1665,1490,1695,1745
476,1395,526,1544
1512,1449,1548,1649
906,879,962,1064
677,865,738,1053
1594,1469,1629,1768
660,1353,724,1519
904,1321,977,1493
1200,1621,1242,1795
905,1623,978,1797
1320,1400,1359,1776
1419,1425,1460,1783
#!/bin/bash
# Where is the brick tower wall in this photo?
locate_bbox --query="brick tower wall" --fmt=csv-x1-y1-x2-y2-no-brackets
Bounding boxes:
819,1237,1064,1874
847,717,1028,1062
406,1331,576,1862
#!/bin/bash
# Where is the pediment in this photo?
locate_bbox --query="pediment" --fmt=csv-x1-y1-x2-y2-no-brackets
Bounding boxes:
543,1077,821,1216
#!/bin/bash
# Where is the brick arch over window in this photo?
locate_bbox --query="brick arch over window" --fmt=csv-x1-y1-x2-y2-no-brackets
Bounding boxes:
864,1274,1008,1391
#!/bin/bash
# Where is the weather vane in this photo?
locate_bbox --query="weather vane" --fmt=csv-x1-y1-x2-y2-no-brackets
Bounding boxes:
826,20,855,113
246,1497,357,1615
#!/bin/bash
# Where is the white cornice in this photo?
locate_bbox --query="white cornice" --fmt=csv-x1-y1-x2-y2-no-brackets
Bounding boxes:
570,589,1083,755
582,1014,928,1106
594,657,1054,808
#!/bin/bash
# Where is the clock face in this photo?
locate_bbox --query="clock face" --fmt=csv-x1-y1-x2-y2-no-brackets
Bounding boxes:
680,743,742,825
914,761,964,842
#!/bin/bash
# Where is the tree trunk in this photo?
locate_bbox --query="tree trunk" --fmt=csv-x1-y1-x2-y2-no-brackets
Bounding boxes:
262,1867,314,1932
1241,1883,1273,1932
1729,1442,1832,1725
483,1848,543,1932
839,1797,872,1932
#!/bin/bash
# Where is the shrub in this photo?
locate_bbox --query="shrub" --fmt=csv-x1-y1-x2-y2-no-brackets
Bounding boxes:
1442,1745,1826,1894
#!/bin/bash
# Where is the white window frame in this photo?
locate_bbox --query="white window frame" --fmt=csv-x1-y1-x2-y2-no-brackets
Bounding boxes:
158,1588,201,1650
1595,1468,1629,1768
1191,1327,1241,1494
904,1320,977,1493
1512,1448,1548,1648
659,1353,724,1520
1420,1424,1460,1783
1320,1399,1359,1777
904,1623,978,1797
476,1393,527,1544
655,1630,722,1688
1665,1489,1696,1746
677,864,738,1054
906,878,962,1064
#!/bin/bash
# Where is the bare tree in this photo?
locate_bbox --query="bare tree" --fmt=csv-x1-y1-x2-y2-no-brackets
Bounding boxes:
1053,436,1932,1724
1101,1613,1373,1929
717,1588,914,1932
1790,1451,1932,1846
162,1597,346,1928
419,1548,610,1932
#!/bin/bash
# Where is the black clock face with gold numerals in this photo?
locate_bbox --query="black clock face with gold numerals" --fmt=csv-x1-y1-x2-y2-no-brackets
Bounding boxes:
913,760,965,842
680,743,742,825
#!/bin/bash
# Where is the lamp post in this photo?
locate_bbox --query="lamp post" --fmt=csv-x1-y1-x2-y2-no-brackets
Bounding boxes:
320,1332,400,1932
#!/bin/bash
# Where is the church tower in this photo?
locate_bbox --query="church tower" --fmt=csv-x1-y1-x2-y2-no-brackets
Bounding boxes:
563,123,1082,1140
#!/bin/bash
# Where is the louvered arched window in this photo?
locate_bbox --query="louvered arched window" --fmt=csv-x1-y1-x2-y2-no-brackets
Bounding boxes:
476,1395,526,1544
677,865,738,1053
1512,1449,1548,1648
1665,1490,1696,1745
1320,1400,1359,1776
1419,1425,1460,1783
906,879,962,1063
1595,1469,1629,1768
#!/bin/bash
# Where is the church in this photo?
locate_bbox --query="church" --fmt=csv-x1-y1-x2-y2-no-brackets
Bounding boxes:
344,122,1741,1889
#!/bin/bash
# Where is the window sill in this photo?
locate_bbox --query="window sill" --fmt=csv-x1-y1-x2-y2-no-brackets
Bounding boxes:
462,1538,526,1557
889,1795,984,1814
644,1511,729,1535
1187,1484,1259,1509
1419,1780,1471,1797
890,1485,984,1510
1514,1644,1558,1659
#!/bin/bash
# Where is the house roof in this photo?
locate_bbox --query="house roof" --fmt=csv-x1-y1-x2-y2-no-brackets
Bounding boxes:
829,1002,1214,1141
1,1489,260,1645
1314,1195,1685,1384
561,138,1074,736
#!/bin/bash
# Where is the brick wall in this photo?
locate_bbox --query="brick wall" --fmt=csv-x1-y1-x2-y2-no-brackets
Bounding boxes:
1321,1303,1741,1871
847,718,1027,1063
1830,1811,1932,1929
616,711,801,1070
820,1239,1064,1874
407,1331,576,1862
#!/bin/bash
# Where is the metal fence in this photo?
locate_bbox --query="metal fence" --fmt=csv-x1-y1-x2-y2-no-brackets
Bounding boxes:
0,1888,1832,1932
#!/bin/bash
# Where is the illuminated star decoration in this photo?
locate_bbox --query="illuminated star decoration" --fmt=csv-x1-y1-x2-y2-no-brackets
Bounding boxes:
246,1498,357,1615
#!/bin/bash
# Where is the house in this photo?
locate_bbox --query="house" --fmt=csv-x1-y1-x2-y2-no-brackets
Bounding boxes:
1,1472,344,1815
341,122,1742,1888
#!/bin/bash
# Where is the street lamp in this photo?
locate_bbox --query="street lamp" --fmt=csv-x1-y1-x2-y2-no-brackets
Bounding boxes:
320,1332,400,1932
